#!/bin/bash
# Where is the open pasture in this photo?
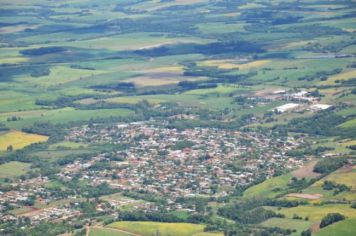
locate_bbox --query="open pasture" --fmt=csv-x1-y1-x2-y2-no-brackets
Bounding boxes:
260,218,311,236
49,33,206,51
89,227,131,236
0,107,133,129
320,70,356,85
339,118,356,129
276,204,356,222
315,218,356,236
108,221,206,236
0,161,31,178
301,165,356,201
243,174,292,199
16,66,107,88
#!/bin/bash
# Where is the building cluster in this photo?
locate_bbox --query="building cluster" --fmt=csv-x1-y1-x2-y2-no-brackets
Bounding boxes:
264,89,332,113
0,177,49,207
64,122,306,199
20,207,81,225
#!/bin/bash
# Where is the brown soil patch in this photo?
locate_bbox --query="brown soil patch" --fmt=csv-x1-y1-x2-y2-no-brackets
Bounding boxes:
292,160,321,179
18,207,42,217
311,221,321,233
337,164,353,173
287,193,323,200
125,73,204,87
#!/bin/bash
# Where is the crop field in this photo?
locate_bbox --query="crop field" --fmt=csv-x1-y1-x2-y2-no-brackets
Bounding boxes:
108,221,206,236
199,59,271,70
0,130,48,151
0,161,31,178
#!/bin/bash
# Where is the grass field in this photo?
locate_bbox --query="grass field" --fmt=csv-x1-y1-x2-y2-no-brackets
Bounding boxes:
0,108,133,129
339,118,356,129
315,218,356,236
0,130,48,150
243,174,292,199
16,66,106,88
108,221,206,236
0,161,31,178
321,70,356,85
90,227,131,236
302,165,356,201
276,204,356,222
48,141,88,150
260,218,311,236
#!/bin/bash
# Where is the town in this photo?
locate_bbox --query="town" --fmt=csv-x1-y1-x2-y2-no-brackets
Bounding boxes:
64,122,306,199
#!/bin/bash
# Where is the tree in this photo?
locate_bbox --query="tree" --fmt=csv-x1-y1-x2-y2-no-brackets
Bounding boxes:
301,229,311,236
6,145,13,152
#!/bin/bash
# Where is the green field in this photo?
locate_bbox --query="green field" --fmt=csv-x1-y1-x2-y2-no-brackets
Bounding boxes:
260,218,311,236
90,227,131,236
0,108,133,129
0,161,31,178
108,221,206,236
339,119,356,129
315,218,356,236
276,204,356,222
302,166,356,201
243,174,292,199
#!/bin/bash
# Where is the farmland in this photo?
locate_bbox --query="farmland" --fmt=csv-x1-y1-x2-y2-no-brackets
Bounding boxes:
108,221,206,236
0,0,355,235
0,130,48,151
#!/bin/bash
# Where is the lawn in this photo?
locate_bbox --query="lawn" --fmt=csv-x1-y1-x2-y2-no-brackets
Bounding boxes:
0,130,48,151
0,161,31,178
108,221,206,236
